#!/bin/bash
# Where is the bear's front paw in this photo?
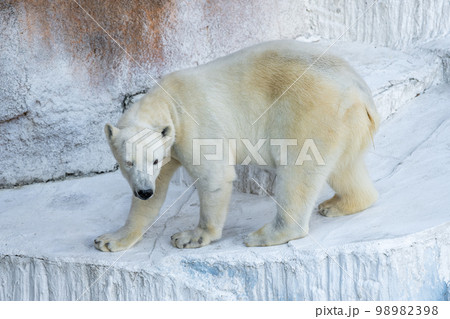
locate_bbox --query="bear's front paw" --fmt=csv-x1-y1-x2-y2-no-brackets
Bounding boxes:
94,232,138,252
171,228,215,249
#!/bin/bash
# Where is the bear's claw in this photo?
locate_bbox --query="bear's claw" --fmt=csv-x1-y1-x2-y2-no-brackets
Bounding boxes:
318,202,345,217
171,229,211,249
94,232,136,252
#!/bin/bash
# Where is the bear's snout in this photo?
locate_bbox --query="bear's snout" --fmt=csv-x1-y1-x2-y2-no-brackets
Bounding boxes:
136,189,153,200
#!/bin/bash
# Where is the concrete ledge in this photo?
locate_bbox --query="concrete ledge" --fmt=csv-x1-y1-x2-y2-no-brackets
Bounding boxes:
1,224,449,300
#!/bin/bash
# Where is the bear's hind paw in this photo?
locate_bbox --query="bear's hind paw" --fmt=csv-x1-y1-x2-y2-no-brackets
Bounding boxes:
245,226,307,247
318,200,349,217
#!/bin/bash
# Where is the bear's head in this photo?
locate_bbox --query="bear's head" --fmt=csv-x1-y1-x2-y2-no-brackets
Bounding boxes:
104,123,174,200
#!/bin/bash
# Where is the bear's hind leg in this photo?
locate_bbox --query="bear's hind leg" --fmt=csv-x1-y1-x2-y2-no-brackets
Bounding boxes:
245,164,331,247
319,156,378,217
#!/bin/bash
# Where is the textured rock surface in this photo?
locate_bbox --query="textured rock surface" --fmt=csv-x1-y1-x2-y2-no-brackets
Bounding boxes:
1,225,448,300
1,84,449,300
1,0,450,188
422,37,450,83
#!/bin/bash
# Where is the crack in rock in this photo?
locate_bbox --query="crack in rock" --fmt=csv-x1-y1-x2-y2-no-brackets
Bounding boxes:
121,89,149,113
0,111,28,124
376,118,448,182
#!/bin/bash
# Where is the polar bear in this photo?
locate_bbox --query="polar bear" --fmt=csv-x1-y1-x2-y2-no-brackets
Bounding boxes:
94,40,379,251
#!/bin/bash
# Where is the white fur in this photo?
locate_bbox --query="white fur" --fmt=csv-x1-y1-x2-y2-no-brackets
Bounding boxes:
94,40,379,251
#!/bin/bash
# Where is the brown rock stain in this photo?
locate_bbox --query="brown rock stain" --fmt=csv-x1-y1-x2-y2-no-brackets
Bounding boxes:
14,0,174,84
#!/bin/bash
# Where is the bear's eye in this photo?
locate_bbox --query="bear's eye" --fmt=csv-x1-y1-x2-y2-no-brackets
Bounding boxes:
153,159,159,165
125,161,133,167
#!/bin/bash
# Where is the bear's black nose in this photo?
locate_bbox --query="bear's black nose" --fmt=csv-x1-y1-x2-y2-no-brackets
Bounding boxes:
137,189,153,200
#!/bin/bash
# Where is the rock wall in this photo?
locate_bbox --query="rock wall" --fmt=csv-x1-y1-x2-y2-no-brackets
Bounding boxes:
1,0,449,188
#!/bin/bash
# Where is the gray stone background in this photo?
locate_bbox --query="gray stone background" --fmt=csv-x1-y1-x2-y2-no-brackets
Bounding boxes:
1,0,449,188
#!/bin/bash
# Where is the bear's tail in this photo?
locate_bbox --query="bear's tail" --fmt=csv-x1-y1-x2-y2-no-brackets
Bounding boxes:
364,98,380,147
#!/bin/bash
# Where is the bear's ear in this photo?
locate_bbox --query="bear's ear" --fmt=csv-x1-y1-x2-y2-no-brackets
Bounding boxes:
161,126,170,137
104,123,119,141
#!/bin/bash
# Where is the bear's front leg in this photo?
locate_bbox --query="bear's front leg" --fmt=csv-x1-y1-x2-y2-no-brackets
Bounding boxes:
94,196,159,252
171,169,234,249
95,160,180,252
